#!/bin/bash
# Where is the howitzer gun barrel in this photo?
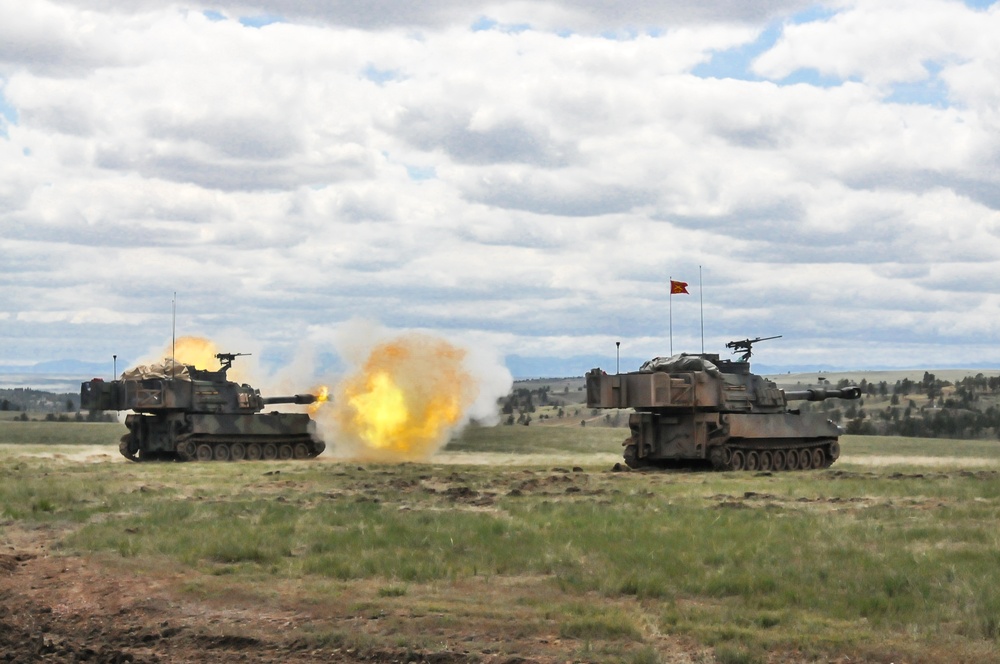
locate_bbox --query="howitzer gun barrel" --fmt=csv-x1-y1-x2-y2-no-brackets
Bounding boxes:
262,394,317,405
783,386,862,402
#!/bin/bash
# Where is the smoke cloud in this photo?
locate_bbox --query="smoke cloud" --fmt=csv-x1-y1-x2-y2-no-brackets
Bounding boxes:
314,323,513,462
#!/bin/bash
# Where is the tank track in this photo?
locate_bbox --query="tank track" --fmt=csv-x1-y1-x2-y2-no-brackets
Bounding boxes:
119,434,325,462
174,435,325,462
708,438,840,472
623,438,840,472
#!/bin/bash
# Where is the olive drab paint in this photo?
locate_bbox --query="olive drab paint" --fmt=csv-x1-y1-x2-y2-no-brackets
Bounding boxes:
81,353,326,462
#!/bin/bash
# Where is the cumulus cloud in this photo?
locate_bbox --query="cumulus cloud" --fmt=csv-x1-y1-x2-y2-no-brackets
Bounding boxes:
1,0,999,375
752,1,1000,89
51,0,819,31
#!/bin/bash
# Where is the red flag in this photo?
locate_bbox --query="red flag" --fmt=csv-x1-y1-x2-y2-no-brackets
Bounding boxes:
670,279,689,295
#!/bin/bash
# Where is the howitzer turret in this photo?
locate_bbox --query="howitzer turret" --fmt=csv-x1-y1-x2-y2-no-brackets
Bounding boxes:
586,342,860,472
81,353,327,462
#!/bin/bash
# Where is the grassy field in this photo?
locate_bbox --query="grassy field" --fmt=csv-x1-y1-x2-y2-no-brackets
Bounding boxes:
0,417,122,445
2,419,1000,662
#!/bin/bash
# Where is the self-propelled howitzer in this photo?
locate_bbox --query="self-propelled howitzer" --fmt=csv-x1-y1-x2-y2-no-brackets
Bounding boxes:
81,353,326,462
586,348,860,471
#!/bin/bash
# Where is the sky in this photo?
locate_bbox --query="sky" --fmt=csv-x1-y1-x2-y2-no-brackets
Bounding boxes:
2,0,1000,379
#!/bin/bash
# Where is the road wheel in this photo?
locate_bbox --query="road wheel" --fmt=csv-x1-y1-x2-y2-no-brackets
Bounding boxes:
772,450,786,471
262,443,278,460
798,449,811,470
246,443,262,460
230,442,246,461
760,451,773,471
214,444,231,461
278,444,294,460
811,448,825,469
784,449,798,470
196,444,213,462
746,451,760,471
730,450,746,471
293,443,310,459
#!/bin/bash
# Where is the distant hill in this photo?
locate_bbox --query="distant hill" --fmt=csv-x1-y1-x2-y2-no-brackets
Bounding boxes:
0,385,80,413
768,368,1000,387
0,359,124,376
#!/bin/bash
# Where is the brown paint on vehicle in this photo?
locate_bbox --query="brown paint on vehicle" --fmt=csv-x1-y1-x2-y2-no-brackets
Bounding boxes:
586,343,860,471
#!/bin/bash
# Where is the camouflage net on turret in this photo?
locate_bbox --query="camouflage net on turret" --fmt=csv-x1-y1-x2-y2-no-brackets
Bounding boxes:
120,358,192,382
639,353,722,377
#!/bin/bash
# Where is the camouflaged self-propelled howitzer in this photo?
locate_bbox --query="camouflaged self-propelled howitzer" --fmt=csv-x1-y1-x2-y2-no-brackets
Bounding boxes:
81,353,326,462
586,338,861,471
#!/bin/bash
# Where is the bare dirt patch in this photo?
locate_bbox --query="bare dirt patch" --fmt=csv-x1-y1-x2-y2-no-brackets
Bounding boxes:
1,529,341,663
0,444,123,464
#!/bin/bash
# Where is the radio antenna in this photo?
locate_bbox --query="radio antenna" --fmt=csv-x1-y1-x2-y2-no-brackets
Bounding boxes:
171,292,176,370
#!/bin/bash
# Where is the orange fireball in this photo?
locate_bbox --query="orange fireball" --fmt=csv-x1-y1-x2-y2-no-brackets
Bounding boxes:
308,385,331,414
329,334,477,461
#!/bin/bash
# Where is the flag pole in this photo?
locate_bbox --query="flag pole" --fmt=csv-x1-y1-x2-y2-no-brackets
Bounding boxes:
699,265,704,354
669,275,673,355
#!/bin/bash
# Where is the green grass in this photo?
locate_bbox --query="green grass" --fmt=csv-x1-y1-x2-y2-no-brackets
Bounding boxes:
559,604,643,641
841,434,1000,459
2,426,1000,662
0,418,122,446
447,422,625,454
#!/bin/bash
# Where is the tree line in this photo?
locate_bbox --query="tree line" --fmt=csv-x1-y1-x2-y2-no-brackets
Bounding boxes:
802,372,1000,440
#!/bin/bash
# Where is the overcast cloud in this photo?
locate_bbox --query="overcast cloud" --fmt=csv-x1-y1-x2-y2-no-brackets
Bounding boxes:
2,0,999,378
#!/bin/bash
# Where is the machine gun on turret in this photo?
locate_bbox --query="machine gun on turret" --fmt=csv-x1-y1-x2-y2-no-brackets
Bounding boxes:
725,335,782,362
216,352,250,373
